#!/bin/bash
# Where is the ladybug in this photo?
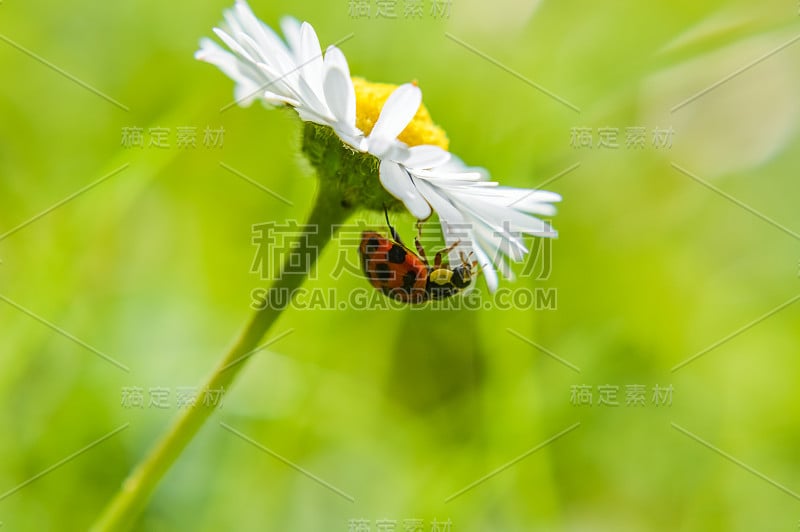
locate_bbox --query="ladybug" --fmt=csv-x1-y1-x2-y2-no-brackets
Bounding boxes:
358,210,477,304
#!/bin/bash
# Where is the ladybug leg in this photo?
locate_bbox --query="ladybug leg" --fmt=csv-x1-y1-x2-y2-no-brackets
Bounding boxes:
460,250,476,267
459,251,479,273
414,220,429,266
433,239,461,269
415,237,429,267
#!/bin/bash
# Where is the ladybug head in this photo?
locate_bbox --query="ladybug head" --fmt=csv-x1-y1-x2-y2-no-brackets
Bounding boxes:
450,264,473,289
451,250,478,289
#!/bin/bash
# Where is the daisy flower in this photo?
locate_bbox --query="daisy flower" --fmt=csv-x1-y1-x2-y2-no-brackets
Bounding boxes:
197,0,561,292
194,0,363,146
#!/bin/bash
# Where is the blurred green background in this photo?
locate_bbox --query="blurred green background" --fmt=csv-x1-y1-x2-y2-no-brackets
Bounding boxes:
1,0,799,530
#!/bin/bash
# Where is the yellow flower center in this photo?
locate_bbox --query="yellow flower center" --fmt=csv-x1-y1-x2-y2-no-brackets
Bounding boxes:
351,77,449,151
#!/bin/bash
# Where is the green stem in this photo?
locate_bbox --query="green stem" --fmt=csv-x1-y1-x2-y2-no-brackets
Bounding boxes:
92,179,350,531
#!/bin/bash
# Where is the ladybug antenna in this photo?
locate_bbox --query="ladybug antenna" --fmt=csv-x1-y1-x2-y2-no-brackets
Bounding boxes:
383,205,401,243
383,204,392,227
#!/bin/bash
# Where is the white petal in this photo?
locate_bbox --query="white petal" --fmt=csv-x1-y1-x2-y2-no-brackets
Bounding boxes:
471,243,498,292
368,135,411,160
232,3,294,70
280,16,303,54
213,28,255,63
379,161,432,219
444,196,530,261
195,37,223,61
440,154,491,180
467,204,532,258
513,189,562,203
233,83,261,106
404,145,451,169
297,22,325,99
450,189,553,235
472,221,517,275
323,45,350,75
233,31,279,72
196,38,243,76
295,73,331,118
262,90,299,107
492,187,562,213
222,8,244,39
334,129,367,151
296,106,338,127
323,48,356,127
416,178,508,292
253,61,300,101
413,178,470,260
409,168,484,182
370,83,421,143
197,39,262,106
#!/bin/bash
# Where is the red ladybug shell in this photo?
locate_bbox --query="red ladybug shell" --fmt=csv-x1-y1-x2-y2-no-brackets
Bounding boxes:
359,231,428,303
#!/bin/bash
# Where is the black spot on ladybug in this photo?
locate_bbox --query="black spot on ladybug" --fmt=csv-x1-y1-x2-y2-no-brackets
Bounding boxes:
366,238,380,251
388,245,407,264
375,262,391,281
402,270,418,290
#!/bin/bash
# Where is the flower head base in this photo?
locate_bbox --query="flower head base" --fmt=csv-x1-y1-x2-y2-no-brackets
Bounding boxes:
197,0,563,293
300,121,397,212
